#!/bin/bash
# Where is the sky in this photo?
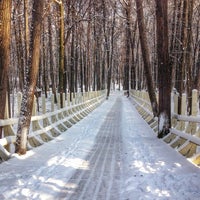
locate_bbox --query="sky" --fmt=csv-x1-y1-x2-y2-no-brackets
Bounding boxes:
0,91,200,200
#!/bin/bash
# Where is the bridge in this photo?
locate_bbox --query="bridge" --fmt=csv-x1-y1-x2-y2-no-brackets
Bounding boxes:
0,90,200,199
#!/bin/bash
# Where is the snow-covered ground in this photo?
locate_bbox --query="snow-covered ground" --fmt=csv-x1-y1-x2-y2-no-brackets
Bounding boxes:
0,91,200,200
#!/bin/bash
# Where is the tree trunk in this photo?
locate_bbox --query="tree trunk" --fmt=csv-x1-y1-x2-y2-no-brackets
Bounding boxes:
0,0,11,138
13,6,25,92
173,0,182,91
155,0,172,138
24,0,29,65
70,25,75,101
48,15,57,103
74,37,78,93
108,2,116,96
58,1,65,108
176,0,188,114
15,0,44,155
130,21,137,90
102,0,112,98
186,0,194,114
194,44,200,91
123,0,131,92
80,49,84,93
135,0,158,116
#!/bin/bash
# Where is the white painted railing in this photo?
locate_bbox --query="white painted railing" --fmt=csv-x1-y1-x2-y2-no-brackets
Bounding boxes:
130,89,200,166
0,90,106,162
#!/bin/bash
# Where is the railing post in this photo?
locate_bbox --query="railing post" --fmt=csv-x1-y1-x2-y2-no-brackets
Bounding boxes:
67,93,70,107
51,94,55,112
63,93,66,107
42,95,46,114
176,93,186,131
51,94,57,123
42,95,49,127
190,89,198,135
191,89,198,116
172,93,179,127
32,95,37,116
72,93,75,105
32,96,41,131
3,93,14,152
57,93,61,109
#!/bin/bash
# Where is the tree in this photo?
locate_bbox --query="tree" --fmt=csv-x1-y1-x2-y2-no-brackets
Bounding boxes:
15,0,45,154
123,0,131,92
48,14,57,103
155,0,172,138
186,0,194,114
58,0,65,108
0,0,11,138
135,0,158,116
176,0,189,114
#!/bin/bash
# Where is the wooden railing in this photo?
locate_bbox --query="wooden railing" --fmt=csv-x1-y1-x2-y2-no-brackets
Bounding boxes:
130,89,200,166
0,90,106,162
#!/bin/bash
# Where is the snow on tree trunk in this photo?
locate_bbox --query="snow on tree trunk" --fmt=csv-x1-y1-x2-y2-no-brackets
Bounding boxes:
15,0,44,155
155,0,172,138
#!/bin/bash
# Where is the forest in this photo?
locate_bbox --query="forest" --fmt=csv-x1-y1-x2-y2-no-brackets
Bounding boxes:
0,0,200,153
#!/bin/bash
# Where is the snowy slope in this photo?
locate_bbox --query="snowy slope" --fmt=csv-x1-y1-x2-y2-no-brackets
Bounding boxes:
0,91,200,200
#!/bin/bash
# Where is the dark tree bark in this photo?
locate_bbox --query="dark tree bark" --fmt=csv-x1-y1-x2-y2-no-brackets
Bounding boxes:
48,15,57,103
176,0,188,114
70,24,75,101
194,44,200,91
80,49,84,93
0,0,11,138
42,23,48,98
130,21,137,90
13,5,25,92
74,36,78,93
155,0,172,138
172,0,182,91
104,0,115,98
24,0,29,66
186,0,194,114
15,0,44,155
193,6,200,92
58,1,65,108
123,0,131,92
135,0,158,116
93,1,102,91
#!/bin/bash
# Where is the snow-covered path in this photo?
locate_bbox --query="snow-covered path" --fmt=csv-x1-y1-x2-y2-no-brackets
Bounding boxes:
59,97,122,200
0,92,200,200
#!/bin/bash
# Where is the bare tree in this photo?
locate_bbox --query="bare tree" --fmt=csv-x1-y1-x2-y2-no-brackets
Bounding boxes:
155,0,172,138
186,0,194,114
58,0,65,107
0,0,11,138
123,0,131,92
135,0,158,116
176,0,189,114
15,0,45,154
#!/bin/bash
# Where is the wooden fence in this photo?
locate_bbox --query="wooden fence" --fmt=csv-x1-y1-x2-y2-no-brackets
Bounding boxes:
0,90,106,162
130,89,200,166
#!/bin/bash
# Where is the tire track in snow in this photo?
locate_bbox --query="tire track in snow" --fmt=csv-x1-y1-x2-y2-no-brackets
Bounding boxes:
60,97,122,200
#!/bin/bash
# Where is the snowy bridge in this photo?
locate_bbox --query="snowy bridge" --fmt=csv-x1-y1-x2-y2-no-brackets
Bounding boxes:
0,91,200,199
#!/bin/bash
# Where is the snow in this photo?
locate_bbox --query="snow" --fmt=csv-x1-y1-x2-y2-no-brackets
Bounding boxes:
1,91,200,200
